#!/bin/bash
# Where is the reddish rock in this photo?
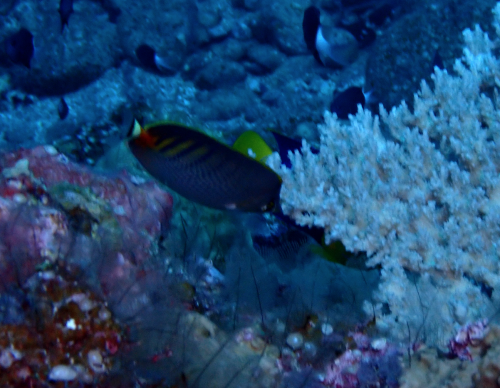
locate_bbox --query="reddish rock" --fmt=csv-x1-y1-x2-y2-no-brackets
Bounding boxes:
0,145,173,292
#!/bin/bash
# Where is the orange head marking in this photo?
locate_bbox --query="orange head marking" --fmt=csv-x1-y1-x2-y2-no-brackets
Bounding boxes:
135,127,158,149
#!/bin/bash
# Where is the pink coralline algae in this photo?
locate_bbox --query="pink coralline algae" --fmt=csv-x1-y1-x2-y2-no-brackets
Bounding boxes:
321,333,401,388
0,145,173,292
322,349,361,388
447,319,489,361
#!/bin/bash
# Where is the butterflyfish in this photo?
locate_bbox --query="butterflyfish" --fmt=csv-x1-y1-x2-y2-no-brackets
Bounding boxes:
127,121,282,212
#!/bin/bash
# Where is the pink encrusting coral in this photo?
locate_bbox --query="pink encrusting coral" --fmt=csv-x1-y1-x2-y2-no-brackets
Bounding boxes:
399,321,500,388
447,319,489,361
320,332,401,388
0,145,173,292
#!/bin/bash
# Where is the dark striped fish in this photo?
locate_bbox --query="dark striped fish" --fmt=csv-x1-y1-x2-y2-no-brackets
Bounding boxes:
127,121,282,212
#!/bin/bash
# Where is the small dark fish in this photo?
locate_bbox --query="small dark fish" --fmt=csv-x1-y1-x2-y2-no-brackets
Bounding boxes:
302,6,357,66
271,131,318,169
135,44,174,73
253,214,349,267
127,121,282,212
58,98,69,120
261,130,349,264
135,44,156,70
330,86,366,119
271,131,305,169
59,0,74,32
337,21,376,49
274,212,325,246
5,28,34,69
432,50,444,71
303,6,322,63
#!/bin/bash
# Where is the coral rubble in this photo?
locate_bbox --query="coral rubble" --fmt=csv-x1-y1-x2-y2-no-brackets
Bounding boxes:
0,270,124,387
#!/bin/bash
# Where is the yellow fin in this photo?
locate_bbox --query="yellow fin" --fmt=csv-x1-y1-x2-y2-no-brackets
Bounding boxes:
310,239,348,265
232,131,273,162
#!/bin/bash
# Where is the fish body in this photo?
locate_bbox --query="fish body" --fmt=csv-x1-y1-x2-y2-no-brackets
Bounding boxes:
252,215,349,269
128,121,282,212
59,0,74,32
302,6,322,64
270,131,319,169
302,6,357,66
58,98,69,120
135,44,157,70
5,28,34,69
246,130,349,265
330,86,367,119
432,50,444,71
135,44,174,74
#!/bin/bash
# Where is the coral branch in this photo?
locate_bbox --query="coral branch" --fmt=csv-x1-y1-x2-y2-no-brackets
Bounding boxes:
269,4,500,344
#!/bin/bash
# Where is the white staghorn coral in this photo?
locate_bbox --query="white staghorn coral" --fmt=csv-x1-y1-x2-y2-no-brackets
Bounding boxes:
268,5,500,345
